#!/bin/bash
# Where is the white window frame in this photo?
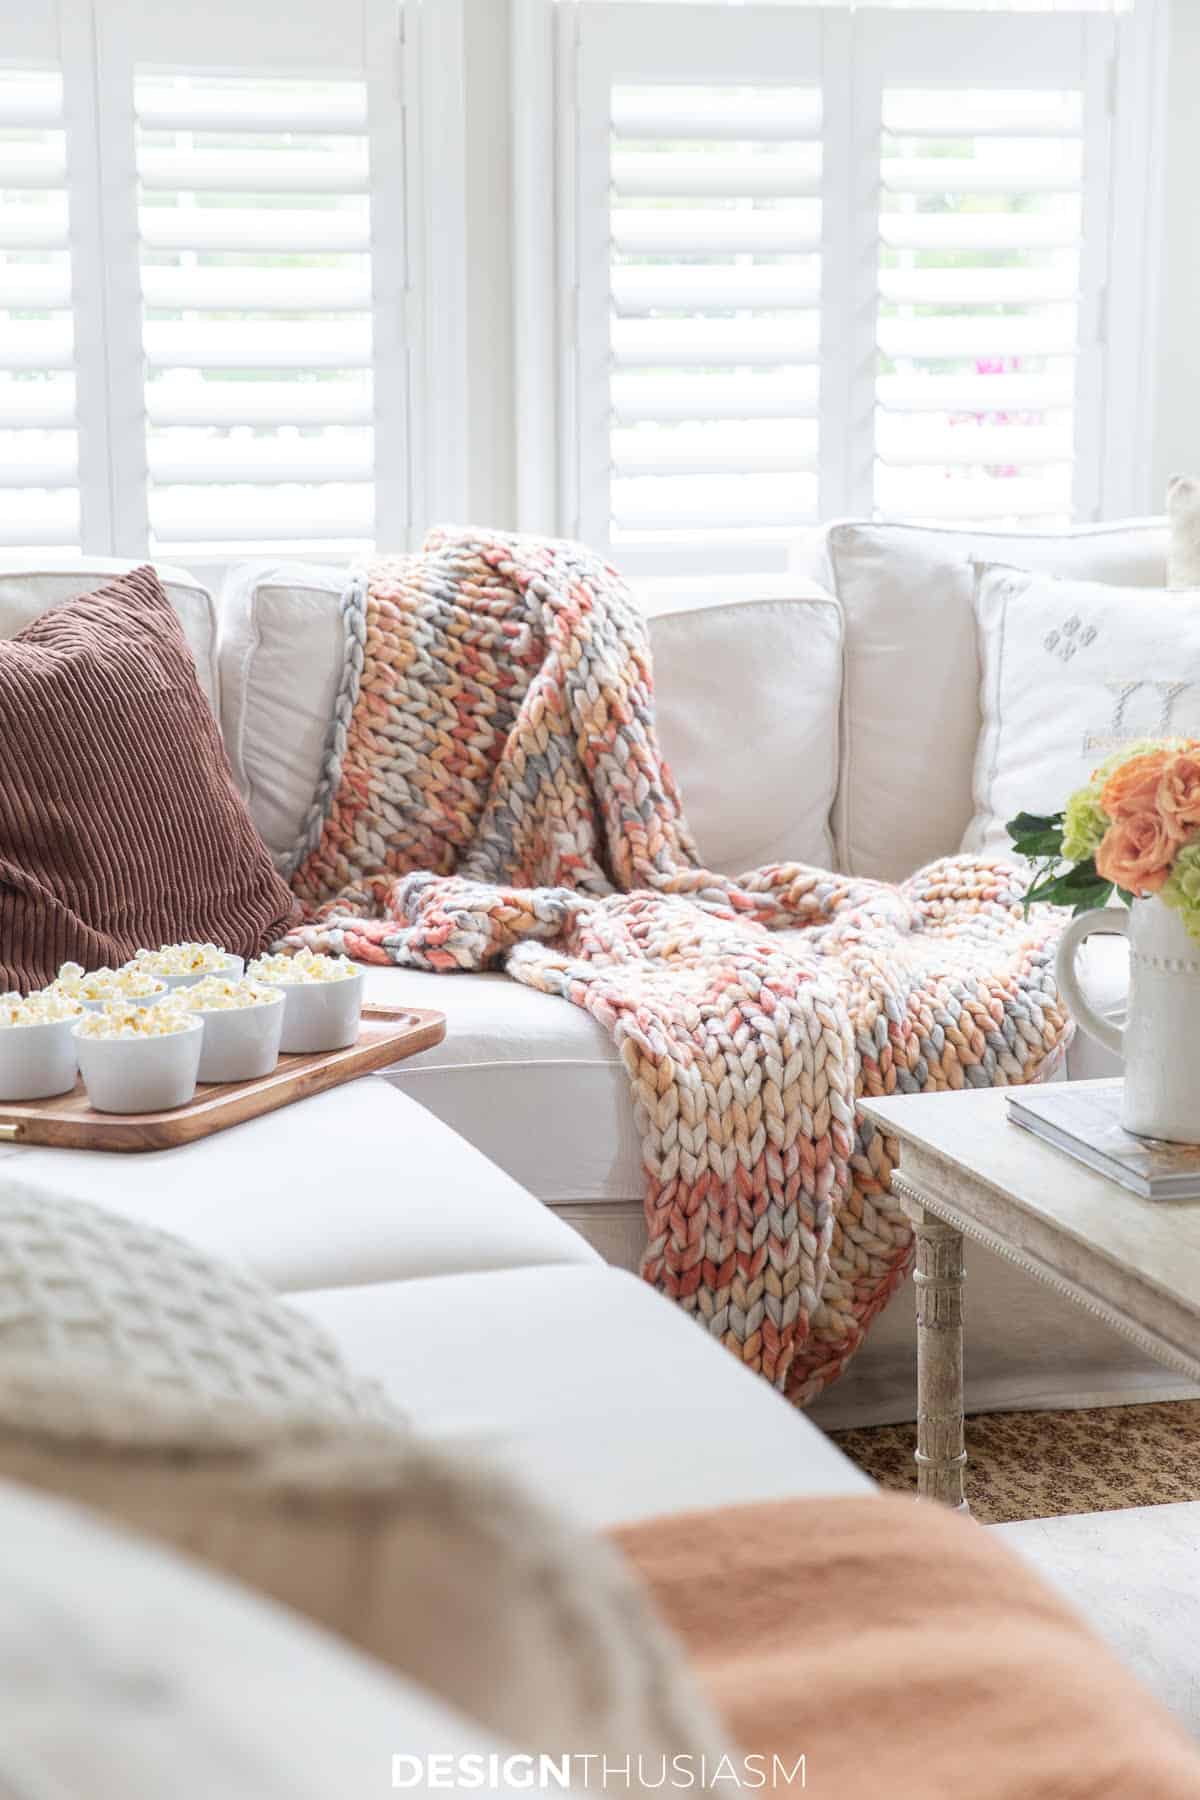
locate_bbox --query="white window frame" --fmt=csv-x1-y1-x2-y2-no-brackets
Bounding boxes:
4,0,467,569
512,0,1168,552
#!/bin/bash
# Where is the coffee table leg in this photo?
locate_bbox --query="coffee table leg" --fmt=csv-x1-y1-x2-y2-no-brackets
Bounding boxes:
905,1199,969,1514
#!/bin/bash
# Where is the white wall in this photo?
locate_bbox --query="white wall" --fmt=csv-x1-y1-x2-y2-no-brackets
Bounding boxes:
1153,0,1200,499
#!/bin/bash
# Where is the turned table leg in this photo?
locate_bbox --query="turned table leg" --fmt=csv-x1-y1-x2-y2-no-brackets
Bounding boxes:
903,1196,968,1513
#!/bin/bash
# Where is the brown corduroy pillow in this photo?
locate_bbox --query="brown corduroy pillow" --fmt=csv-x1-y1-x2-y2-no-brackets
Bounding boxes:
0,565,297,989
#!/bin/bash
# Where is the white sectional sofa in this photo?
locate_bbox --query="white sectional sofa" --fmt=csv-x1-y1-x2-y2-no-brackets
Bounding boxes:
0,1081,869,1531
2,1047,1195,1736
0,522,1190,1438
4,518,1200,1735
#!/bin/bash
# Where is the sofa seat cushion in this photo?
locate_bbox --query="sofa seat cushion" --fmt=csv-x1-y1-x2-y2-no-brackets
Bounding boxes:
6,1079,597,1294
218,563,843,874
291,1266,872,1529
361,965,638,1206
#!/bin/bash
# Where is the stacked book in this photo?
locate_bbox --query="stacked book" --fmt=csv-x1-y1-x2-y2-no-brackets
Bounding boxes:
1007,1079,1200,1201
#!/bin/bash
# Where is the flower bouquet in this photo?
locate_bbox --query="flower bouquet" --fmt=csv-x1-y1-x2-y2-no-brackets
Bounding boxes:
1006,739,1200,940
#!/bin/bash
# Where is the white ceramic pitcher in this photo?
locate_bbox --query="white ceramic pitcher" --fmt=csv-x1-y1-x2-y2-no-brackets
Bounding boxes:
1057,898,1200,1143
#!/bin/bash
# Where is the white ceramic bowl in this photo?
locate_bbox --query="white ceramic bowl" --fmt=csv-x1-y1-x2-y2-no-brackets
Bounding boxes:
73,1018,204,1114
0,1015,79,1101
193,990,285,1083
271,969,365,1054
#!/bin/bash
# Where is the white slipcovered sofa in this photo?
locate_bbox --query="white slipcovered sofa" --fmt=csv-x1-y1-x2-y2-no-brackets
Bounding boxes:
3,534,1200,1741
0,519,1186,1433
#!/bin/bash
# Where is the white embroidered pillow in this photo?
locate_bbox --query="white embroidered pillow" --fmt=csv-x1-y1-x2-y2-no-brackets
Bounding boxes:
963,566,1200,855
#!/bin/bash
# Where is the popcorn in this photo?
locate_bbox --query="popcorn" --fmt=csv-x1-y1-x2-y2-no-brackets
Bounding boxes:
178,976,283,1013
0,989,83,1028
52,962,166,1002
129,942,230,977
73,999,197,1040
249,949,357,985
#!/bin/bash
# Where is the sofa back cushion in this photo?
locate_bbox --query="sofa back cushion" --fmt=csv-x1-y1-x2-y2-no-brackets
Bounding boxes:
793,520,1168,881
0,556,218,711
219,565,843,875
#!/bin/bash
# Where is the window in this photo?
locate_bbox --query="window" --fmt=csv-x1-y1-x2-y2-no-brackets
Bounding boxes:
0,0,459,565
531,0,1162,588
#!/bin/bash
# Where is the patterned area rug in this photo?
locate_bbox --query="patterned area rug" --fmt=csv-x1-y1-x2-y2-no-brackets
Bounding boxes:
830,1402,1200,1525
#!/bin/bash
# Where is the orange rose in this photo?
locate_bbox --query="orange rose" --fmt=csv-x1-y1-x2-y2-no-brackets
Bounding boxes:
1095,812,1179,895
1158,751,1200,838
1099,749,1172,820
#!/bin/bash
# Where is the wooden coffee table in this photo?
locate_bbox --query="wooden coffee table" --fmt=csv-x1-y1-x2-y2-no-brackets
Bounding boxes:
859,1083,1200,1513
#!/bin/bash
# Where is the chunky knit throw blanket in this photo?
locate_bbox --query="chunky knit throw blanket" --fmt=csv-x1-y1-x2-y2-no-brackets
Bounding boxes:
281,528,1071,1402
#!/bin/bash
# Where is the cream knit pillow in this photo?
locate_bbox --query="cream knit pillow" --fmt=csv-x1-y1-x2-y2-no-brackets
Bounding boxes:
0,1184,391,1421
0,1361,732,1794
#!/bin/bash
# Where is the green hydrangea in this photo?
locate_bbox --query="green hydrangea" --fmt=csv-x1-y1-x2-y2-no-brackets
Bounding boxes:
1162,840,1200,944
1061,786,1109,862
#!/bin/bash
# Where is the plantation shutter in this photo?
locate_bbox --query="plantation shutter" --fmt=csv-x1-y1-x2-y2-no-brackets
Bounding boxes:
864,11,1115,529
132,71,385,557
567,4,826,586
1,0,413,563
560,2,1124,582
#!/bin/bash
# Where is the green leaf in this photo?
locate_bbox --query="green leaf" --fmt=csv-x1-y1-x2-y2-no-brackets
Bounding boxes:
1006,811,1063,838
1011,828,1066,858
1023,868,1067,899
1054,857,1100,887
1022,860,1114,913
1071,888,1116,915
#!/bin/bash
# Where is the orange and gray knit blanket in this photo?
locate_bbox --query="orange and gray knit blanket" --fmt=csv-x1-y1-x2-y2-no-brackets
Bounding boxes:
280,527,1071,1403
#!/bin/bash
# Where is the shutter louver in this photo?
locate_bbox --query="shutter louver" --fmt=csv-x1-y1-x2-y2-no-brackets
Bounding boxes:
0,68,79,549
874,87,1085,527
605,80,822,573
134,72,375,556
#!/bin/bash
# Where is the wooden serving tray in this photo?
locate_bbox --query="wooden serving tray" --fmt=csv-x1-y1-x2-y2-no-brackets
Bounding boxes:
0,1005,445,1153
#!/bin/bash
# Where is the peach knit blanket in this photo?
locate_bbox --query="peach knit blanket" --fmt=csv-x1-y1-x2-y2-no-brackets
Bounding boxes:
279,527,1071,1401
